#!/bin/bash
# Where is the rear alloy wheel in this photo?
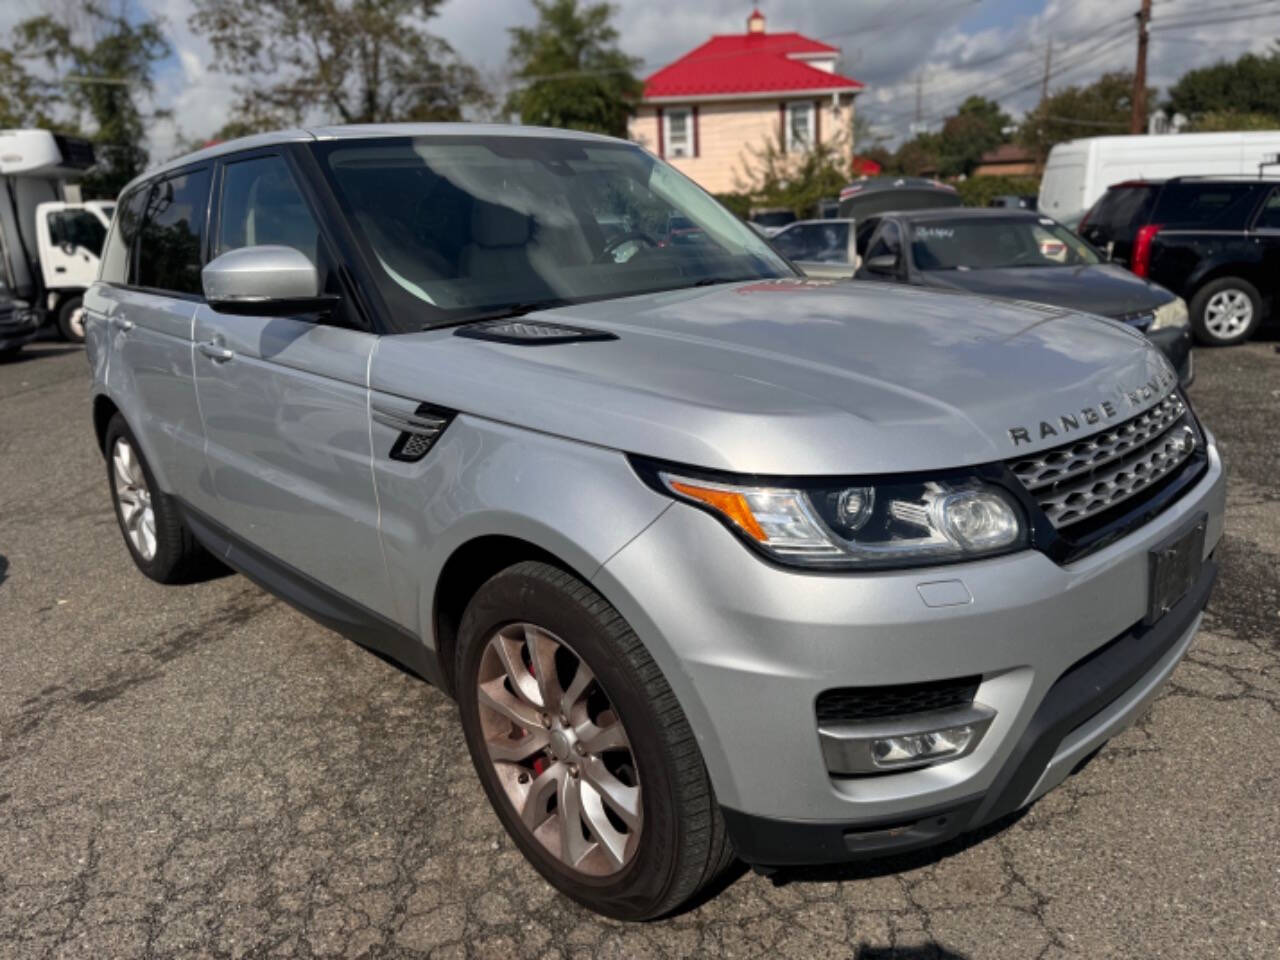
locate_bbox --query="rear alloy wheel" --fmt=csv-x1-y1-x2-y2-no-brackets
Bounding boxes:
456,561,733,920
1190,278,1262,346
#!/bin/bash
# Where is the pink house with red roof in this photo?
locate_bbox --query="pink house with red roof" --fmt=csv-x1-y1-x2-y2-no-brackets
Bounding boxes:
629,10,863,194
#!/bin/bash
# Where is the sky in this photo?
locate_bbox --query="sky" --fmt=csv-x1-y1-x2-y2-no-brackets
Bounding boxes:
4,0,1278,161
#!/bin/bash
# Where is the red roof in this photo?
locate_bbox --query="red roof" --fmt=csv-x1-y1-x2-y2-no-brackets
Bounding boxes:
644,31,863,100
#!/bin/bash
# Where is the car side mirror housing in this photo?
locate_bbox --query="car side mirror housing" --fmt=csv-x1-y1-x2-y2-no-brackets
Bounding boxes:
202,245,337,316
864,254,900,275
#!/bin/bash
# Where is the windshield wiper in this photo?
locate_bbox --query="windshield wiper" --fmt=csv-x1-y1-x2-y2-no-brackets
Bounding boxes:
426,298,574,331
690,276,750,287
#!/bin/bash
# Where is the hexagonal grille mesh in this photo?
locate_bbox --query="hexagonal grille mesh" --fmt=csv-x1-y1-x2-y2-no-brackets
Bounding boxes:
815,676,981,724
1008,395,1198,529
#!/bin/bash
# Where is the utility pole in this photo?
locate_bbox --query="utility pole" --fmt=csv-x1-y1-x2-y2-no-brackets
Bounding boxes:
1040,41,1053,104
1130,0,1152,134
914,70,923,129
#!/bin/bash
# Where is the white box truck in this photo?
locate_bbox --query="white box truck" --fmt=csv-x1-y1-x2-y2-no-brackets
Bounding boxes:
0,129,110,348
1038,131,1280,225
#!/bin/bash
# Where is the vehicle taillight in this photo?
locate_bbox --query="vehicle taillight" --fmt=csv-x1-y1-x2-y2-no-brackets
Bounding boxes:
1131,223,1163,277
1077,202,1096,233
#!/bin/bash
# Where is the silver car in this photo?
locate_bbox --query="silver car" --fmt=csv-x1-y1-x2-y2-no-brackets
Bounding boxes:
84,125,1225,920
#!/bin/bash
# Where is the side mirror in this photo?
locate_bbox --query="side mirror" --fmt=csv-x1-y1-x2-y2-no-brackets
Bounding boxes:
202,245,337,316
864,253,900,276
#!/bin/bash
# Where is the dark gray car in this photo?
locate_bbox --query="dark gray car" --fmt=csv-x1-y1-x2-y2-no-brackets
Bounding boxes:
855,208,1194,384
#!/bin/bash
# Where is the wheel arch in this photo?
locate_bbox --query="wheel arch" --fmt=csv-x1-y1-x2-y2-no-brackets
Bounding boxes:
92,392,121,455
431,533,592,697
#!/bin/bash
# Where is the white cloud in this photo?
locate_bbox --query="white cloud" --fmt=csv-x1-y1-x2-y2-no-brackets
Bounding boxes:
4,0,1276,160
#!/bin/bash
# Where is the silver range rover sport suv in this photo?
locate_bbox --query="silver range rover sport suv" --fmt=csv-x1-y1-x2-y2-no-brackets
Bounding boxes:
84,125,1225,920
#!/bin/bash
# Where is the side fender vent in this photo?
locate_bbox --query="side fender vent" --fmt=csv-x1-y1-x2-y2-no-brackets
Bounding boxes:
372,402,455,463
454,319,618,345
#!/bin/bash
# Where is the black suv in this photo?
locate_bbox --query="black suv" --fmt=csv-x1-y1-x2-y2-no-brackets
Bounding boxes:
1079,177,1280,345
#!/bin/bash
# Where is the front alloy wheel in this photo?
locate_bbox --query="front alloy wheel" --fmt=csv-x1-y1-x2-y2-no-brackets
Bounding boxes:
477,623,642,875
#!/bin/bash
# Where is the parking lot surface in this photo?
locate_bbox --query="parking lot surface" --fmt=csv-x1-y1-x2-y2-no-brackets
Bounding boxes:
1,340,1278,959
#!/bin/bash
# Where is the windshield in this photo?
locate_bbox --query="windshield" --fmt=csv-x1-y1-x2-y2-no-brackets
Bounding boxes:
315,136,793,330
910,217,1100,271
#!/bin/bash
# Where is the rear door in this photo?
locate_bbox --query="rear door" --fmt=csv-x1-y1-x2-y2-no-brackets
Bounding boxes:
192,149,396,622
98,169,211,502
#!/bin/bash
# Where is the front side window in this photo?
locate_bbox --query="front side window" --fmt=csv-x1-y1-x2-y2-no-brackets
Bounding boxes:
136,168,211,295
910,218,1101,271
664,109,692,158
99,188,147,285
48,209,108,255
216,154,320,262
786,101,814,153
314,136,792,332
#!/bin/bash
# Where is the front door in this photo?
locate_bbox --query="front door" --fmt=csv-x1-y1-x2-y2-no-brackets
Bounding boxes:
1252,186,1280,306
192,150,395,622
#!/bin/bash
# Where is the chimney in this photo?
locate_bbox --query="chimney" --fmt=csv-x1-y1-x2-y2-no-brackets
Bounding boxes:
747,8,765,34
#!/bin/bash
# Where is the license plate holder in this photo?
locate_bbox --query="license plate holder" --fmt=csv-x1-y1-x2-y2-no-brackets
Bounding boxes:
1145,515,1206,625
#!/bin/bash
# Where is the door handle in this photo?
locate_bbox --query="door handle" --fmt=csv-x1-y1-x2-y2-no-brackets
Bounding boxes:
110,317,134,332
55,266,67,273
198,340,235,362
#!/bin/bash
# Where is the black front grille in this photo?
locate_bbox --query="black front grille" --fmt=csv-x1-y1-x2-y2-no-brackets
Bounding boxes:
816,676,981,724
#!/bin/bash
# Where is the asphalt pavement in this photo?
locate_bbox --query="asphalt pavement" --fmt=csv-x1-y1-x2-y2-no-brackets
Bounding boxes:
1,338,1277,959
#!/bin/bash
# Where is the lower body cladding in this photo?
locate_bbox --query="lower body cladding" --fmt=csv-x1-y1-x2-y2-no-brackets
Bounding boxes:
593,443,1225,867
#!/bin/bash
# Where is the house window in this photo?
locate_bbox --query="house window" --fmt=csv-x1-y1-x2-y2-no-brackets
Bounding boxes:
665,108,692,158
786,101,815,153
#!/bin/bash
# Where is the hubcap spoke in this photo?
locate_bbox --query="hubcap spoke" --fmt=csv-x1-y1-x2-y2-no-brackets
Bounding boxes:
577,719,628,754
520,764,561,831
580,756,642,830
579,780,631,868
557,772,592,867
560,660,595,716
524,624,562,711
494,632,541,707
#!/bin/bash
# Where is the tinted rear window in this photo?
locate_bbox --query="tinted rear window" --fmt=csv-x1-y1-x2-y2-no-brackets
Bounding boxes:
1151,182,1261,229
99,188,147,285
136,168,211,295
1086,185,1157,236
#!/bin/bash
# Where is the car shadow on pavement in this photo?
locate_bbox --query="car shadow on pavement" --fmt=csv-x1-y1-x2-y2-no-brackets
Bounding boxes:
0,554,7,586
0,346,81,364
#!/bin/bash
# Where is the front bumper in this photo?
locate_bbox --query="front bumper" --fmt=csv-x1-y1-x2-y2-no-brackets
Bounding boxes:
0,308,40,351
593,441,1225,864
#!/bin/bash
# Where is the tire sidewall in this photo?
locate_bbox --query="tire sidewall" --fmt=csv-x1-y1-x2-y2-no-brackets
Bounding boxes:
57,296,86,344
1190,278,1261,346
455,565,686,920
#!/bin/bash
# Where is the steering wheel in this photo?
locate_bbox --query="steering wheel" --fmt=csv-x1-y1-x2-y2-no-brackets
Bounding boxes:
598,230,659,262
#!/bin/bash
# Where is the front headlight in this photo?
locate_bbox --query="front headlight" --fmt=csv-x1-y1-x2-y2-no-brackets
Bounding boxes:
654,468,1027,569
1150,297,1189,331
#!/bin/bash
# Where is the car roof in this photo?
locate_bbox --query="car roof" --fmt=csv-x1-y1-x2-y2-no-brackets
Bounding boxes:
120,123,629,198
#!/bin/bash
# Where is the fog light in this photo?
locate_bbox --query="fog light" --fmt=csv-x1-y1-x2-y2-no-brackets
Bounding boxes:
817,703,996,776
871,724,976,768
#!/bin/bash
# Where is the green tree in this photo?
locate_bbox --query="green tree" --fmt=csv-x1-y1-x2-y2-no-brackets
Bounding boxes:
1018,72,1149,166
736,134,851,217
505,0,641,136
891,132,943,177
10,3,170,198
1186,110,1279,133
1165,51,1280,125
190,0,490,133
936,96,1011,178
0,49,56,129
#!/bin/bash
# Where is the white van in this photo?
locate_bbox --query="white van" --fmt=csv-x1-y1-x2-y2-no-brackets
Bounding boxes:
1038,131,1280,223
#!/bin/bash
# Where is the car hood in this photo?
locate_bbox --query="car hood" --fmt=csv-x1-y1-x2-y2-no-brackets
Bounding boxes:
372,279,1179,475
918,264,1174,318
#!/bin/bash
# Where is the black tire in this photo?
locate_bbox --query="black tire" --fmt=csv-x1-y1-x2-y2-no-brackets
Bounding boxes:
0,346,21,361
455,561,733,920
104,414,216,583
56,296,86,343
1189,277,1262,346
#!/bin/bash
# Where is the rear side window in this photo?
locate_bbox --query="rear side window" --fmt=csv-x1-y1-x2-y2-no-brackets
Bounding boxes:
99,188,147,284
136,168,211,295
1086,185,1157,237
773,223,849,263
1151,183,1261,229
215,154,320,263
